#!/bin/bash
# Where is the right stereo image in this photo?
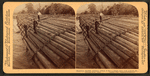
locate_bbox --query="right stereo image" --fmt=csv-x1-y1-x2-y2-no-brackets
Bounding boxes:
76,2,139,69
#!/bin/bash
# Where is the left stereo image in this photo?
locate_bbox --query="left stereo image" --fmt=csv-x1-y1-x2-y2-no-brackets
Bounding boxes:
13,3,75,69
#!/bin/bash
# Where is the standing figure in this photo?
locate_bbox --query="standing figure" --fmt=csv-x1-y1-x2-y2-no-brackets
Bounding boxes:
85,24,90,38
99,15,102,22
99,12,103,23
24,24,28,37
95,19,99,34
38,15,40,22
38,12,41,22
33,19,38,34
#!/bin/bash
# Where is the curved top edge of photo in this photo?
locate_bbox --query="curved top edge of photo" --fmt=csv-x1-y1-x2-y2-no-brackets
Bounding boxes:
13,2,75,18
77,2,138,17
76,2,139,69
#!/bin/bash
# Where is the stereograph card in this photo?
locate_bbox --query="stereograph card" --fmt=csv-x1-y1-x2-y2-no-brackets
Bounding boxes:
3,2,148,73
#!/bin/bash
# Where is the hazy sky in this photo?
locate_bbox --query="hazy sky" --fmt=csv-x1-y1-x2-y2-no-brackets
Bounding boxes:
14,2,119,14
77,2,119,14
14,3,52,13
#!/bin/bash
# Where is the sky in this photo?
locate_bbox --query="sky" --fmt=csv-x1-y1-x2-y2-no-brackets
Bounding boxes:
14,3,52,13
77,2,119,14
14,2,119,14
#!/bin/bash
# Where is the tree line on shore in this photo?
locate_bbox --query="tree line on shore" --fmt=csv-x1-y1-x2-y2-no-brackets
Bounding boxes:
18,3,75,15
80,3,138,16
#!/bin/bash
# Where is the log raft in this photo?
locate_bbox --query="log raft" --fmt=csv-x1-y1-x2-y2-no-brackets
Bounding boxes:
79,15,139,69
16,14,75,69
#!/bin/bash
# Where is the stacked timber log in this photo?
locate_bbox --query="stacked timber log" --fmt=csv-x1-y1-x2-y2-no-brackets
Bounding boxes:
16,14,75,69
79,15,139,69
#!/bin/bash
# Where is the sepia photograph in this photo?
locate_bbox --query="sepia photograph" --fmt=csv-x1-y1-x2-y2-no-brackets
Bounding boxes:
13,2,75,69
3,2,148,73
76,2,139,69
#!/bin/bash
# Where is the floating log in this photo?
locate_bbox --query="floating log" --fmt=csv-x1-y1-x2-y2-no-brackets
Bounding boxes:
87,22,138,40
97,29,138,53
43,19,74,28
33,55,45,69
27,32,68,67
37,27,75,43
28,31,75,67
35,28,75,49
99,28,138,46
90,30,138,68
49,18,75,24
80,23,116,68
105,21,139,34
24,37,56,68
38,24,75,39
84,39,105,68
31,30,74,57
36,29,75,52
114,18,139,25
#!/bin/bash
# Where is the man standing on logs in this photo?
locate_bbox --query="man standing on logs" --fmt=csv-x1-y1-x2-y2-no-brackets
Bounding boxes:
99,12,103,23
38,12,41,22
33,19,38,34
94,12,103,34
85,24,90,38
24,24,28,38
95,19,99,34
